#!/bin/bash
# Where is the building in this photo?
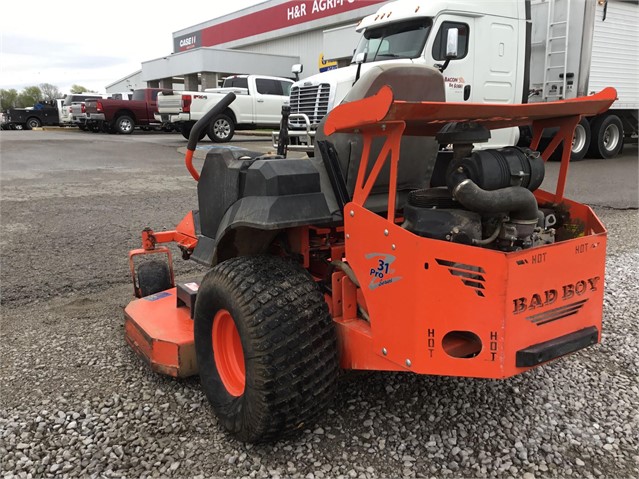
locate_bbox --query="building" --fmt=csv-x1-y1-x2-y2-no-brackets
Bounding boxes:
106,0,386,93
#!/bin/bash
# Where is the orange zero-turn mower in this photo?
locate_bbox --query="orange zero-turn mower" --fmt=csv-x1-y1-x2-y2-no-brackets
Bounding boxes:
124,65,616,443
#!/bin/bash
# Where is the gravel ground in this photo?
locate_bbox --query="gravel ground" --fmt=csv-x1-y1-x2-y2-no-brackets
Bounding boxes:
1,131,638,478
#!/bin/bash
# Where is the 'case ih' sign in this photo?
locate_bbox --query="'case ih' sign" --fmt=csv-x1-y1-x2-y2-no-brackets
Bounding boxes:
173,0,386,53
174,31,202,52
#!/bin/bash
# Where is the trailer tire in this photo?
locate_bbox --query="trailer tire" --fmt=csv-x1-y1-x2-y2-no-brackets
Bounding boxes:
588,114,623,159
25,117,41,130
194,255,339,443
180,122,206,141
569,118,590,161
207,114,234,143
137,260,172,298
114,115,134,134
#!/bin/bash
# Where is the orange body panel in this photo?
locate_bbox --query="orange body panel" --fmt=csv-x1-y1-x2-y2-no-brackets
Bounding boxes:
124,288,196,377
338,200,605,378
322,86,613,377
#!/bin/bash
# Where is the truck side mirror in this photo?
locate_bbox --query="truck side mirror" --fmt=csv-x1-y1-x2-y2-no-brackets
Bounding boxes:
446,28,459,59
353,51,368,85
354,52,367,65
292,63,303,81
436,28,459,73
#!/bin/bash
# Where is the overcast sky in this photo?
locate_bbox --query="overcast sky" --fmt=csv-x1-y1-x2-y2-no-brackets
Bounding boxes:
0,0,264,94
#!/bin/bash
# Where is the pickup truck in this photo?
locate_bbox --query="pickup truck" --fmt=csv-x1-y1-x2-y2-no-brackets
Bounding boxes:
155,74,293,142
3,101,62,130
60,93,105,127
73,92,133,131
85,88,170,134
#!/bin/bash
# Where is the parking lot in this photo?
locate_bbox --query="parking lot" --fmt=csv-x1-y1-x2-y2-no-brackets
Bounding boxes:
1,129,637,478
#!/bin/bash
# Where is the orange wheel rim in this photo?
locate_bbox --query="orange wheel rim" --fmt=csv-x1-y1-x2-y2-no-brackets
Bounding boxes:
212,309,246,396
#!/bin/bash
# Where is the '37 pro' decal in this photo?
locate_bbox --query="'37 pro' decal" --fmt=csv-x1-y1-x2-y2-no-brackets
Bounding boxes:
365,253,402,290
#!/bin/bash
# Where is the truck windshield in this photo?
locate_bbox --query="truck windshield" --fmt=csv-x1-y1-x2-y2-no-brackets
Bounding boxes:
352,18,432,63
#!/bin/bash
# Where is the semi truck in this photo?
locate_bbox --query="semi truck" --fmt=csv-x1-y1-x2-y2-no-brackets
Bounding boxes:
274,0,638,159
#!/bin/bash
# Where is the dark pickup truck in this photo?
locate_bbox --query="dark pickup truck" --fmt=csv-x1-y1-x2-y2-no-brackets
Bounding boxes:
84,88,171,134
3,102,61,130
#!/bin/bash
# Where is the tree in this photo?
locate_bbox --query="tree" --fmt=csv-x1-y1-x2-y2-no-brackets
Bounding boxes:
70,84,95,94
0,89,19,110
16,86,43,108
39,83,62,102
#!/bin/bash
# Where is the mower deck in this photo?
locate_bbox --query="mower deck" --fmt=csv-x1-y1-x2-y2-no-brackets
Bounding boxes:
124,288,197,378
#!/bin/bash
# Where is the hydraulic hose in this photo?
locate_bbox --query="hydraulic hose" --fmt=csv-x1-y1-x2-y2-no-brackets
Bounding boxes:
185,92,236,181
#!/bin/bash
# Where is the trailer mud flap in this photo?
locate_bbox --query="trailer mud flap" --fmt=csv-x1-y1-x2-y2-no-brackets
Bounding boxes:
515,326,599,367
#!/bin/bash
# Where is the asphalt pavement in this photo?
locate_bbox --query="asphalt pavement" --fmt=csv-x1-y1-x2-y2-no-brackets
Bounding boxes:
1,129,637,478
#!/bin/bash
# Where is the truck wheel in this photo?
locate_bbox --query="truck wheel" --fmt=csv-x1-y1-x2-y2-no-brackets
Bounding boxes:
136,260,172,297
208,114,234,143
114,115,134,134
588,114,623,159
25,117,41,130
78,124,88,131
194,255,339,443
569,118,590,161
180,123,206,141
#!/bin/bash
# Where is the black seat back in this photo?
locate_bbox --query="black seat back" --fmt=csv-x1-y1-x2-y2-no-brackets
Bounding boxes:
313,64,445,213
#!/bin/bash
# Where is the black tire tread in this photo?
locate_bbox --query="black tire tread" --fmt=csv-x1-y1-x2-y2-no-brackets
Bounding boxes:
137,260,171,297
194,255,339,443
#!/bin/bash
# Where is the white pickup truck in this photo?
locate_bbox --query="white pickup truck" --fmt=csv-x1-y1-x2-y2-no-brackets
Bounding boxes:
156,74,293,142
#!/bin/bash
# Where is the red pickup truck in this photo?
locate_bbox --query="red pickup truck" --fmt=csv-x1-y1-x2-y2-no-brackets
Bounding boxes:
84,88,171,134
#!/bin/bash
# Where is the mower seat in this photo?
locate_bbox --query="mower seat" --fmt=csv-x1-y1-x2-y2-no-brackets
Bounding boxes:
313,64,445,214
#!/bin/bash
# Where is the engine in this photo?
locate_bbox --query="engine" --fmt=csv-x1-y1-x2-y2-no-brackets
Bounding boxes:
402,132,557,252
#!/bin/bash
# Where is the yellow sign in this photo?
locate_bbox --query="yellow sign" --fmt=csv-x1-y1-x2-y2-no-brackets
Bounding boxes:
319,54,338,72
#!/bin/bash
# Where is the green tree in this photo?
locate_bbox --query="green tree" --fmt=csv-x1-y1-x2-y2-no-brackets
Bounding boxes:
0,89,19,110
39,83,62,102
70,84,90,94
17,86,43,108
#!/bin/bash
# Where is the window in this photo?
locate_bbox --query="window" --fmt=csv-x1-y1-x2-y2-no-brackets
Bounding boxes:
223,77,249,89
63,94,100,106
352,18,432,64
280,81,292,96
432,22,469,61
255,79,290,96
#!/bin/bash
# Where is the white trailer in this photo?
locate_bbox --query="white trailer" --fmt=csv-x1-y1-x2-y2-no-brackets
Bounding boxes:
528,0,638,158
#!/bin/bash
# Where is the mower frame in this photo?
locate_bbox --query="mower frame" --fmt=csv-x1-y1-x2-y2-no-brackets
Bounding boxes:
124,86,616,379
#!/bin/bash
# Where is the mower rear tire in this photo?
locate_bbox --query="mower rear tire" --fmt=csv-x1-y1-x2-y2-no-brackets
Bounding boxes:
194,255,339,443
137,260,172,297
